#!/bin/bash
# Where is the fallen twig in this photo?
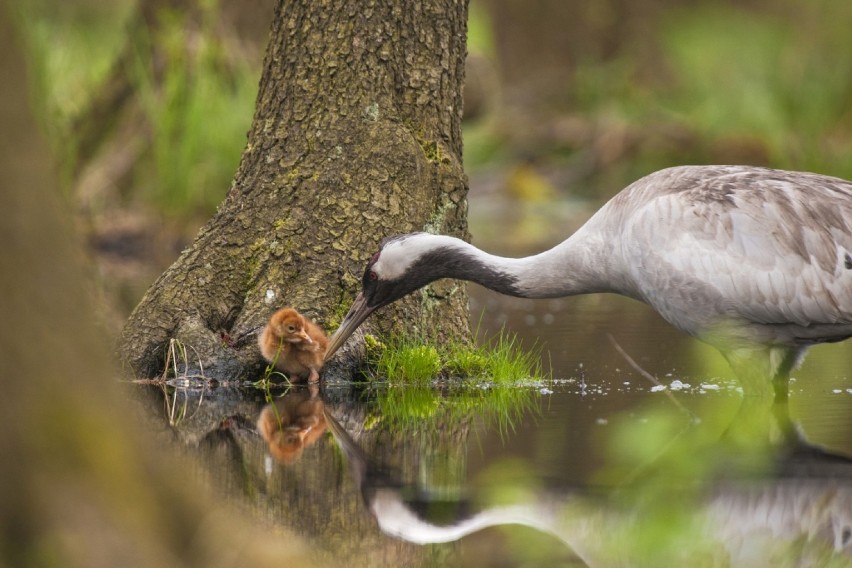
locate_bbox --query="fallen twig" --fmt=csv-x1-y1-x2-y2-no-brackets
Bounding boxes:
606,333,695,420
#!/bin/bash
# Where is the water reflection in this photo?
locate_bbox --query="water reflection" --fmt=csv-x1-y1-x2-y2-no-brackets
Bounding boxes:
139,201,852,565
322,403,567,545
322,397,852,566
141,371,852,567
257,384,327,464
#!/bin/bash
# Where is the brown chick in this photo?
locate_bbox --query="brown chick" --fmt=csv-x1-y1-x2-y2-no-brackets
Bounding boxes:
256,390,327,464
258,307,328,382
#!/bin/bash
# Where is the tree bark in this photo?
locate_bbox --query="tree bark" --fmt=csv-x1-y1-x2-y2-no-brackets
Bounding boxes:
119,0,472,379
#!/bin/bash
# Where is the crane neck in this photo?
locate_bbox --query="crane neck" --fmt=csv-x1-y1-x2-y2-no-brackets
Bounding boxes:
422,232,619,299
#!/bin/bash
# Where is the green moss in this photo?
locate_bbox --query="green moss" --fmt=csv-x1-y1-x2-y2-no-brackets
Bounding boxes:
249,237,267,255
364,334,386,359
421,139,440,162
326,291,355,331
241,237,267,290
363,102,380,122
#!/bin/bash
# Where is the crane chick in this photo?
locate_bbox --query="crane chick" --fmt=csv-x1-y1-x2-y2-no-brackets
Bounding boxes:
258,307,328,382
256,388,326,464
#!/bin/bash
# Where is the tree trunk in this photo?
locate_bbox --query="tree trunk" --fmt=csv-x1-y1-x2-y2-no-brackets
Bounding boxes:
119,0,472,379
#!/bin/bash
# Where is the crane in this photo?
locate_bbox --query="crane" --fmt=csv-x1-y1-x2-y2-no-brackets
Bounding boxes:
324,165,852,402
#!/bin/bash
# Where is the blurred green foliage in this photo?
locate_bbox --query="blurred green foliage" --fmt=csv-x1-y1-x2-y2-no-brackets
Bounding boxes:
14,1,132,126
466,1,494,55
16,0,852,216
470,1,852,184
15,0,258,216
658,3,852,177
132,4,257,213
13,0,133,182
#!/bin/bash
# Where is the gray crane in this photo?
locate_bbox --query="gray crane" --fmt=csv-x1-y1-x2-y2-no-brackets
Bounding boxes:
325,165,852,401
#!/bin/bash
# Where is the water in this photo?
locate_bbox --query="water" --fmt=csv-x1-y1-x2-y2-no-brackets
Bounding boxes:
136,194,852,566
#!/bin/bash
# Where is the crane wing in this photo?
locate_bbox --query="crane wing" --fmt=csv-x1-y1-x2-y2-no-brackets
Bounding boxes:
621,166,852,338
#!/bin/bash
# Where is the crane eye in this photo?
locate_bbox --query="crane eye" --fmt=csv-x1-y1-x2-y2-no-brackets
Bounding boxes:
368,270,378,281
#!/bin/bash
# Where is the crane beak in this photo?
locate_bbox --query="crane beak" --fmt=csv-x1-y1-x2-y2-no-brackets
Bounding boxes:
324,292,375,361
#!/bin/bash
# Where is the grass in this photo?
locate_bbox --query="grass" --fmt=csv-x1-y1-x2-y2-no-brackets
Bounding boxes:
253,366,293,390
128,337,208,426
372,382,537,436
473,332,545,385
131,4,258,214
15,0,258,217
365,328,547,434
372,338,443,385
252,336,296,390
368,328,547,386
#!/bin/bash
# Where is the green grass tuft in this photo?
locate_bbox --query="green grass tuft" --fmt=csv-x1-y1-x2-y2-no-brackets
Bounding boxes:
365,328,546,433
368,328,546,386
373,337,443,385
132,5,257,214
444,348,489,377
479,332,544,385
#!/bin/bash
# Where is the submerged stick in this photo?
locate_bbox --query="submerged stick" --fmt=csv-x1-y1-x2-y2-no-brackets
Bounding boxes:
606,333,695,420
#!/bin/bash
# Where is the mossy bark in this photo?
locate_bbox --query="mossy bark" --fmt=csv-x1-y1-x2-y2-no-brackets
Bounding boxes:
119,0,472,379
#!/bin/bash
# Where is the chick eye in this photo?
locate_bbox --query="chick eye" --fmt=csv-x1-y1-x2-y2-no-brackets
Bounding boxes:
368,270,378,281
287,326,296,332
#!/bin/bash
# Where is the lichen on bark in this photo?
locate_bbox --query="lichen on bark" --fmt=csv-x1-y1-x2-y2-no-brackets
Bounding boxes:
119,0,472,379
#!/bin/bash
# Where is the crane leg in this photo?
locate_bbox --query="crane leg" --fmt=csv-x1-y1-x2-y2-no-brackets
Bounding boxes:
770,348,806,445
723,348,796,448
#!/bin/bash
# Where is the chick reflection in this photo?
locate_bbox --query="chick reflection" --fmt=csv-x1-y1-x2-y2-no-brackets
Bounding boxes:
257,386,326,464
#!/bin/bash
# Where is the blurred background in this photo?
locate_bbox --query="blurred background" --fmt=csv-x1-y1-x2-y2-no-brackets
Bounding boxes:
8,3,852,565
12,0,852,333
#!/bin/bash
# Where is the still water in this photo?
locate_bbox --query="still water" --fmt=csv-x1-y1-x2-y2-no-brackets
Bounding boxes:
138,196,852,567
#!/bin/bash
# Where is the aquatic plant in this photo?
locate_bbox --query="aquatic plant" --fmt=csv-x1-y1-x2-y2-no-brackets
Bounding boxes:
368,328,546,386
365,328,545,434
373,339,443,385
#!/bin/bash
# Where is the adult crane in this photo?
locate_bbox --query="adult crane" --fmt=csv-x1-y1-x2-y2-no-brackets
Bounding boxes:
325,165,852,402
